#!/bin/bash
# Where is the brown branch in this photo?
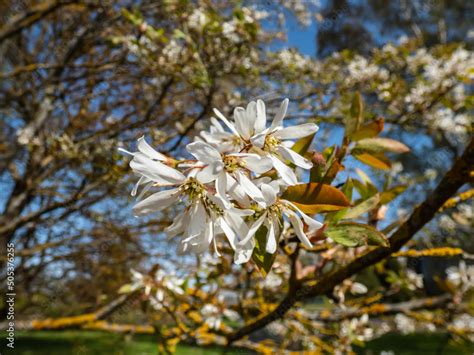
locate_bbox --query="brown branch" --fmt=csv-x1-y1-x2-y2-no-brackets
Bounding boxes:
227,137,474,344
313,294,452,322
0,1,77,43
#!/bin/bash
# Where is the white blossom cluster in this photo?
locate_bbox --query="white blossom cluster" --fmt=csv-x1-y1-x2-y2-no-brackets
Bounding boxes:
121,99,322,263
129,269,184,311
344,55,389,86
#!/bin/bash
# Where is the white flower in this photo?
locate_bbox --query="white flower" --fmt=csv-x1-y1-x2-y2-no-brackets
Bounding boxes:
395,314,415,334
235,183,323,263
120,98,324,264
350,282,368,295
119,136,182,196
212,99,318,185
446,261,474,291
201,304,222,329
186,141,272,207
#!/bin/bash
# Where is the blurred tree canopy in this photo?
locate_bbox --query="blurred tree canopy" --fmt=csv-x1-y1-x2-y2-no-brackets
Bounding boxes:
0,0,472,352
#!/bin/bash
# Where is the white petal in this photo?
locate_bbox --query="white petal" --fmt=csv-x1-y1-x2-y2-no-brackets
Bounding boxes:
227,207,254,216
226,173,250,207
269,155,298,186
234,107,252,139
238,212,267,247
165,211,186,238
277,146,313,169
213,108,239,136
265,218,277,254
234,239,255,264
130,152,185,185
137,136,167,161
224,210,250,237
186,141,221,164
235,170,266,207
273,123,319,140
250,132,267,148
118,147,134,156
287,211,312,248
215,172,231,207
254,99,266,133
196,161,223,183
210,117,224,132
286,201,324,232
219,217,238,250
239,154,273,174
252,176,272,186
186,200,206,237
261,183,277,206
136,181,154,201
131,176,151,196
270,98,289,130
133,188,180,216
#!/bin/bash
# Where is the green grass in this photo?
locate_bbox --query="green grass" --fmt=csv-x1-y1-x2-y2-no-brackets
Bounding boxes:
355,332,474,355
3,330,473,354
3,331,245,355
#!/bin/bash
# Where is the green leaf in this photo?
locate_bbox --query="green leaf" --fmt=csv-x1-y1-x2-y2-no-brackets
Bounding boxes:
282,183,350,214
354,152,391,170
346,92,364,136
341,178,354,201
340,193,380,220
380,185,407,204
353,138,410,154
326,222,389,247
292,133,315,156
351,118,384,141
118,284,133,294
251,226,277,277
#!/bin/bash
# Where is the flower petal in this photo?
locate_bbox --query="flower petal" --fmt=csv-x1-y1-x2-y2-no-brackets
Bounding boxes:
250,131,267,148
235,170,266,207
234,107,252,139
186,200,207,237
270,98,289,130
277,146,313,169
238,212,267,247
131,176,151,196
239,154,273,174
215,171,231,207
213,108,239,136
254,99,267,133
138,136,167,161
130,152,185,185
186,141,221,164
261,183,277,206
285,201,324,232
219,216,238,250
226,173,251,207
234,239,255,264
165,211,186,238
133,188,180,216
269,155,298,185
265,218,277,254
196,161,224,183
287,211,312,248
273,123,319,140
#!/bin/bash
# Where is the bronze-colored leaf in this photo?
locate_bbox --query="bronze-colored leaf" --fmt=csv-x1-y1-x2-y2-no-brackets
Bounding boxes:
354,152,392,170
282,183,351,214
351,118,384,141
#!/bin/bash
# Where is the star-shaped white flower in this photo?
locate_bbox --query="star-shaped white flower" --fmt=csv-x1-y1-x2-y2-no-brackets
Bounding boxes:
235,183,323,263
212,99,319,185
